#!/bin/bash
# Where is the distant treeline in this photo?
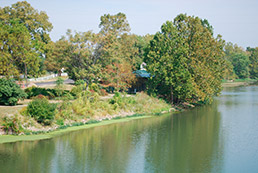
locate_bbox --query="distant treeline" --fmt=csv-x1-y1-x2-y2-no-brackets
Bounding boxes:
0,1,257,104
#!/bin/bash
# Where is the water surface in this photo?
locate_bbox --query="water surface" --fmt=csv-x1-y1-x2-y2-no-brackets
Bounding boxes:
1,86,258,172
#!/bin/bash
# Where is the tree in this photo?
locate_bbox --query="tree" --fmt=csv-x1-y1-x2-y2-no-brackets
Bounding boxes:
117,34,154,71
145,14,225,104
0,19,40,80
99,12,130,36
103,61,136,91
0,1,53,44
224,42,249,79
45,39,70,76
145,21,193,103
96,13,136,90
64,30,102,89
0,1,53,80
173,14,225,102
231,53,249,79
247,47,258,79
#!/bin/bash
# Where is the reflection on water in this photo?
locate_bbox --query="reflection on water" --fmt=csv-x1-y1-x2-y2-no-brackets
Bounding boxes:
1,86,258,172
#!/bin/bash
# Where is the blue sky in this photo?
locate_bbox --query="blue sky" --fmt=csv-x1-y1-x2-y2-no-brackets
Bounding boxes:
1,0,258,48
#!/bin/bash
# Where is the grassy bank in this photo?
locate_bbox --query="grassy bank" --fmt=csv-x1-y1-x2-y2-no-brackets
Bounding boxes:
0,92,174,140
0,114,155,144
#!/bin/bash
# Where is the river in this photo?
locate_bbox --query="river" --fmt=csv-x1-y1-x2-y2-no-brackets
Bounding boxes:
0,86,258,172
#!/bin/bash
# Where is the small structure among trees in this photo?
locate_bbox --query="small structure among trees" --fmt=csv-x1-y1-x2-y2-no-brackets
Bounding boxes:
129,63,151,93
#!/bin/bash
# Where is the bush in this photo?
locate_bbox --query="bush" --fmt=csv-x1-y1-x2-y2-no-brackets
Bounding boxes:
89,83,99,92
55,77,65,97
25,86,69,99
75,79,86,86
27,98,57,125
70,85,84,97
99,89,108,96
0,78,27,106
55,77,64,86
1,114,23,134
25,86,54,98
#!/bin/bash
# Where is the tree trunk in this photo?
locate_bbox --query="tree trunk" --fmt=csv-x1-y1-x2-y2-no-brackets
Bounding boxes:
58,70,62,76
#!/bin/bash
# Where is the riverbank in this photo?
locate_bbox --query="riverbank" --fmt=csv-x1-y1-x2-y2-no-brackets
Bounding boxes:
0,114,158,144
0,92,178,143
222,79,258,88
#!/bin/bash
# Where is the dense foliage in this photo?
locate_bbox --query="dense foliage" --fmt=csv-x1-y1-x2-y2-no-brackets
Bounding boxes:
0,1,52,79
223,43,250,79
1,1,257,108
0,78,27,106
25,86,69,99
145,14,225,104
27,98,57,125
45,13,148,91
248,47,258,79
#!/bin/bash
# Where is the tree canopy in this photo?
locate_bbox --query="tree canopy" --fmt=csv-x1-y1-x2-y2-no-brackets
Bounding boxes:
247,47,258,79
0,1,52,79
145,14,225,104
1,1,257,105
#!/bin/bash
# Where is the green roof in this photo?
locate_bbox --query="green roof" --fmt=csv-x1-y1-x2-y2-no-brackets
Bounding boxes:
133,70,151,78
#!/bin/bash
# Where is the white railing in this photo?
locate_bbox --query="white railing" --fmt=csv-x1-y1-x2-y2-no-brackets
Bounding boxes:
27,73,68,82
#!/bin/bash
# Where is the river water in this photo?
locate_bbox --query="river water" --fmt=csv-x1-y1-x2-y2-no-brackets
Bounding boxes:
1,86,258,173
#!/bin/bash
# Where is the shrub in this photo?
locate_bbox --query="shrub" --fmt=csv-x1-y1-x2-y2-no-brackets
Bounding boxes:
19,106,28,116
55,77,65,97
75,79,85,86
89,83,99,92
99,89,108,96
25,86,69,99
25,86,53,98
1,115,23,134
27,98,57,125
0,78,27,106
70,85,84,97
55,77,64,86
62,92,74,101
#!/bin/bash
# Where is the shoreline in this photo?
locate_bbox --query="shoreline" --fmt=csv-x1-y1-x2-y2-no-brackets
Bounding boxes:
222,81,257,88
3,80,254,144
0,114,157,144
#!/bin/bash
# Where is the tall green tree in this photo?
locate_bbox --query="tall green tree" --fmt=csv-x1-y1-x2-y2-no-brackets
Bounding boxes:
0,1,53,80
145,21,193,103
64,30,102,88
174,14,225,102
145,14,225,104
0,19,39,79
97,13,136,90
0,1,53,44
